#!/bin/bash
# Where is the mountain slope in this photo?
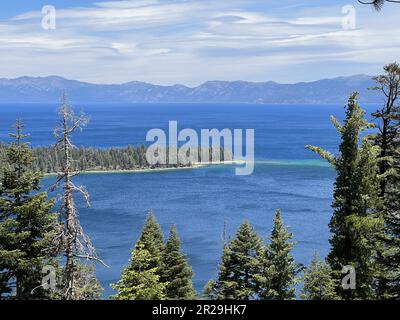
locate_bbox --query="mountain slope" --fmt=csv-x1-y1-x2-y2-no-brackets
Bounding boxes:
0,75,380,104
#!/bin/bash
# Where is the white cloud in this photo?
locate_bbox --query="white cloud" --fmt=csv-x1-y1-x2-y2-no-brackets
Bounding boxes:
94,0,160,9
1,0,400,85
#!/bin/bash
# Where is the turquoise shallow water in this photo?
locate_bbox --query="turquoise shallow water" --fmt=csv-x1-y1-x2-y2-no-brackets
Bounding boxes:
0,103,377,297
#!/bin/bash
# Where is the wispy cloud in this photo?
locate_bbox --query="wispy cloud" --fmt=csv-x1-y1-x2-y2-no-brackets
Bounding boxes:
0,0,399,85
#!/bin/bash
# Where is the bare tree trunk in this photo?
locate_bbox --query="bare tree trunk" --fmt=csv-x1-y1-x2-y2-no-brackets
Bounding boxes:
63,112,75,300
52,94,104,300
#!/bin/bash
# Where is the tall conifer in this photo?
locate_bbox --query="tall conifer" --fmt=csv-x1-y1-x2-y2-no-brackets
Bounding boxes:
206,221,262,300
161,225,197,300
0,120,59,299
111,242,166,300
204,243,236,300
136,210,165,270
257,209,301,300
111,211,166,300
307,93,383,299
370,63,400,298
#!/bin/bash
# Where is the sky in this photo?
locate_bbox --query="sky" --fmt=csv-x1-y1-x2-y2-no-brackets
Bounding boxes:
0,0,400,86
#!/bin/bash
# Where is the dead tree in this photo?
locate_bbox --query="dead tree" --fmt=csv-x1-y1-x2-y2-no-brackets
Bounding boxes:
52,94,103,300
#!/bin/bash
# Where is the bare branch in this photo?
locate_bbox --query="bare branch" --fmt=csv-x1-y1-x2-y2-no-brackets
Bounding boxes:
51,94,105,300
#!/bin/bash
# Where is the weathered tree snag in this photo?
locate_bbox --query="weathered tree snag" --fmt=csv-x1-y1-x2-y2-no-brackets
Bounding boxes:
51,94,104,300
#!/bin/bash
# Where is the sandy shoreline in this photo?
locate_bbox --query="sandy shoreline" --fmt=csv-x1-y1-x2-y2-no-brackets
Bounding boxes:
43,160,245,177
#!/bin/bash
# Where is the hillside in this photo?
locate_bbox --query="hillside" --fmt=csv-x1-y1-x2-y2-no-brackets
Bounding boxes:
0,75,380,104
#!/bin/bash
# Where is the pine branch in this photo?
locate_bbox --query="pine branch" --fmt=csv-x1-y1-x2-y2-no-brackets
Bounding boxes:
305,145,336,166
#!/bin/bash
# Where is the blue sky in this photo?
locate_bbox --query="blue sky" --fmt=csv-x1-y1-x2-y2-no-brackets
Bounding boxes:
0,0,400,85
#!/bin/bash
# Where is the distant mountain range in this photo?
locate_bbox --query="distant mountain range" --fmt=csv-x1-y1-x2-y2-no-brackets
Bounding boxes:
0,75,382,104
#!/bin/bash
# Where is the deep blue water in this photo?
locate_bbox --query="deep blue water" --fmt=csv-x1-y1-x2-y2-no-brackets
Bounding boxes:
0,103,377,297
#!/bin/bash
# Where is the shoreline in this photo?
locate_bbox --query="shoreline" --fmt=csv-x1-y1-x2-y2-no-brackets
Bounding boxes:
42,159,328,177
43,160,243,177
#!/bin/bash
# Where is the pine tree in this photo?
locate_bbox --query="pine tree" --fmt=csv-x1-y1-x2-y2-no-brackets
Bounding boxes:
136,210,165,270
370,63,400,299
111,242,166,300
229,221,263,300
204,243,236,300
161,225,197,300
0,120,59,299
257,209,301,300
203,280,217,300
207,221,262,300
300,253,338,300
307,93,383,299
111,211,167,300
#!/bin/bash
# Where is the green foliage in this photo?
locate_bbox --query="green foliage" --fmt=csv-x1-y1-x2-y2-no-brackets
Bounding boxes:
209,221,262,300
112,210,167,300
203,280,217,300
111,242,167,300
112,213,200,300
307,93,383,299
137,210,166,270
300,253,338,300
370,63,400,299
204,244,235,300
161,226,197,300
111,211,171,300
0,144,151,173
0,144,230,174
0,120,60,299
227,221,262,300
305,146,336,166
257,209,301,300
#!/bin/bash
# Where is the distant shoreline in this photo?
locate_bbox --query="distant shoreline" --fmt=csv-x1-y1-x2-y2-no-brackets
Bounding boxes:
43,160,242,177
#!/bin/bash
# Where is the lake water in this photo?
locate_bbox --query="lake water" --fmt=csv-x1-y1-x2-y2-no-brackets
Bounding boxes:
0,103,378,298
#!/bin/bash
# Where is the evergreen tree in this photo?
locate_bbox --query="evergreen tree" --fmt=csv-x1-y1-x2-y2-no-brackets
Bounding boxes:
111,242,166,300
111,211,167,300
203,280,218,300
204,243,236,300
371,63,400,199
228,221,262,300
161,225,197,300
307,93,383,299
0,120,59,299
136,210,165,270
300,253,338,300
370,63,400,299
207,221,262,300
257,209,301,300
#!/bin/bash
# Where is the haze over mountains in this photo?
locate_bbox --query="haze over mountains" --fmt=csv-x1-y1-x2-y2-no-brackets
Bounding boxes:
0,75,381,104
